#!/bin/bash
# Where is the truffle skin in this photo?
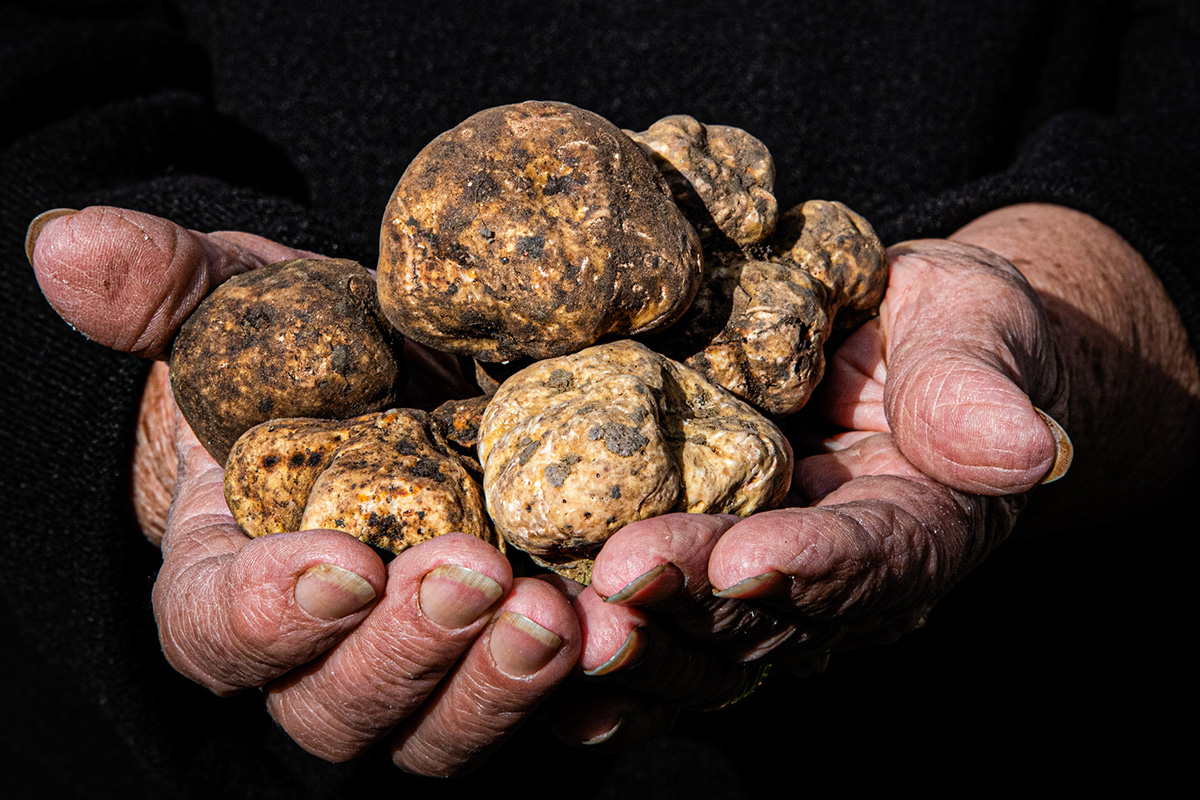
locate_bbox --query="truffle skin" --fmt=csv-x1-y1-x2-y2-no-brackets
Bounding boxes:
224,409,495,555
170,259,406,463
628,115,777,247
377,100,704,362
478,341,792,564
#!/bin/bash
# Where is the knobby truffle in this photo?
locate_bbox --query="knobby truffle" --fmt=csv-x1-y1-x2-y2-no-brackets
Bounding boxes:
652,200,887,415
478,341,792,577
377,101,704,362
627,114,778,247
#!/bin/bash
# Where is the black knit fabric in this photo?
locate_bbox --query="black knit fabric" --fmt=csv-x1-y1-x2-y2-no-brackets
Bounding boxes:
2,1,1194,797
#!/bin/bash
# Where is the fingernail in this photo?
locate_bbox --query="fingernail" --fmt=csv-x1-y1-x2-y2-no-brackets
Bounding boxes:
584,628,646,676
733,623,798,663
25,208,77,267
603,563,684,605
295,562,377,620
1033,407,1073,484
580,718,623,746
419,564,504,629
713,570,786,599
490,610,562,676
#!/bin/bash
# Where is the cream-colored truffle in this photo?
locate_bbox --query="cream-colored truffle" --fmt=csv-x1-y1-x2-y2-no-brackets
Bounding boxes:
478,341,792,572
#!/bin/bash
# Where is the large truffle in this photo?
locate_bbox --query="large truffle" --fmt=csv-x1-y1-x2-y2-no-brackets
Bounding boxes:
170,259,405,463
377,101,704,362
478,341,792,574
224,408,495,554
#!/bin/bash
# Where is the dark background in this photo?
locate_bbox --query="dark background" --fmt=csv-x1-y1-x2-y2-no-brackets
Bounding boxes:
2,1,1193,796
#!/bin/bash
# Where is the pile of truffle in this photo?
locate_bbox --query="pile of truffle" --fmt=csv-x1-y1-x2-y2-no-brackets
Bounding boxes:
170,101,887,581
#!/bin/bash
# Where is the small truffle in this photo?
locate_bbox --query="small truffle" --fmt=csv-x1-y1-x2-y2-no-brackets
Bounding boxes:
377,101,704,362
478,341,792,573
225,409,495,555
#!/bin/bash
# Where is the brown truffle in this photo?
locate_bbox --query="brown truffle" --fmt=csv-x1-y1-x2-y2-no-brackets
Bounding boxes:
432,394,491,454
377,101,704,362
170,259,405,463
628,115,777,246
478,341,792,575
224,409,495,554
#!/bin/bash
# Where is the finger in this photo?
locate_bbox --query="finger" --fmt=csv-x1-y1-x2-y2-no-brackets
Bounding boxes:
708,466,1004,629
881,240,1064,494
573,583,759,710
26,206,320,358
153,412,386,695
132,361,178,544
590,514,797,658
263,533,513,763
811,318,890,433
387,576,580,776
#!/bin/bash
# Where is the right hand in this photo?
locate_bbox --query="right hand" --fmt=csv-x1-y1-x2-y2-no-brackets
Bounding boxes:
28,205,581,776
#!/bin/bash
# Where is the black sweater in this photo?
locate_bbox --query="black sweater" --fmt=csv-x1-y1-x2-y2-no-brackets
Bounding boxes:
2,1,1195,797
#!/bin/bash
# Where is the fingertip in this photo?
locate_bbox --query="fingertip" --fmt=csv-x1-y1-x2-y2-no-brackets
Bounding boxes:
705,510,807,594
489,577,581,674
155,528,387,693
590,513,736,602
547,685,678,750
393,532,514,599
889,355,1058,495
489,610,564,677
236,528,388,622
572,585,649,674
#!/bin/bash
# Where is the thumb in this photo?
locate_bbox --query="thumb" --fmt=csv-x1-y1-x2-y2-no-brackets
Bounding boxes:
26,206,321,359
881,240,1068,495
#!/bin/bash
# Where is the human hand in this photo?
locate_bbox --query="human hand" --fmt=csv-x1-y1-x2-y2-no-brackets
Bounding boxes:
551,232,1072,744
28,206,581,776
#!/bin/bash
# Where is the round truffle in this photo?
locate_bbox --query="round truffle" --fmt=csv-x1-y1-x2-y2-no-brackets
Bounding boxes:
170,258,406,463
377,101,704,362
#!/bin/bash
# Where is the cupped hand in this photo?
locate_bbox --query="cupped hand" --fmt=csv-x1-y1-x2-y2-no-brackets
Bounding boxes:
28,206,580,776
555,233,1071,743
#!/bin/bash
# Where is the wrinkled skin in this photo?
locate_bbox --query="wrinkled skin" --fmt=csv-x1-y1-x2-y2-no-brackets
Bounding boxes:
29,202,1199,758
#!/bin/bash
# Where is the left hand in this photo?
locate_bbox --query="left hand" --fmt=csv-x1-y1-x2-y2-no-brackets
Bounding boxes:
550,234,1070,745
